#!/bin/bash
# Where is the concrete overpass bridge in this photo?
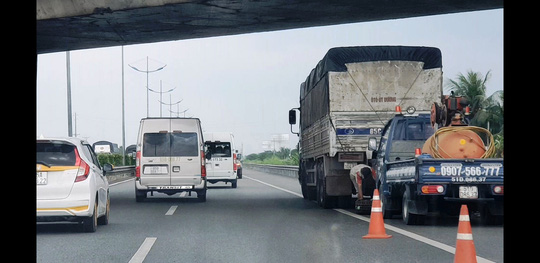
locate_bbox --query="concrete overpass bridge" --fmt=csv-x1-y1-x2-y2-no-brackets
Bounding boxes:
36,0,503,54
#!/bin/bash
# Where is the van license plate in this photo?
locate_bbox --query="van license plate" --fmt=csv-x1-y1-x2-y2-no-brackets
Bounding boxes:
155,185,193,190
37,172,48,185
459,186,478,199
144,166,168,174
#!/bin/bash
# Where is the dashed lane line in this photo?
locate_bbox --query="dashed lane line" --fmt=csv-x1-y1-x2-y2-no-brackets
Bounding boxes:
165,206,178,216
128,237,157,263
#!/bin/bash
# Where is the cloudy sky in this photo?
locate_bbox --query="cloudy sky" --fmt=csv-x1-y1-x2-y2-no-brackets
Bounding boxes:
36,9,503,155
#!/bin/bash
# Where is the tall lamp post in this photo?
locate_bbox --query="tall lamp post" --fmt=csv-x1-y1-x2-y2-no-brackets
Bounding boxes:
128,56,166,117
149,80,176,117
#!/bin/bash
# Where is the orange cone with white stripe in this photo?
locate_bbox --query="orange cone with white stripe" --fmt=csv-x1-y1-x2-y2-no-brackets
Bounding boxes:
362,189,392,239
454,205,477,263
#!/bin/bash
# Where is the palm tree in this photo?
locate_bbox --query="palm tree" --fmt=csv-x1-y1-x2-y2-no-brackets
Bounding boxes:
445,70,503,157
445,70,491,117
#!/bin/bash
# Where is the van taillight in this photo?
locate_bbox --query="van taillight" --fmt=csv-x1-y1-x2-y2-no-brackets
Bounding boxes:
233,153,237,171
201,150,206,177
74,148,90,182
135,151,141,178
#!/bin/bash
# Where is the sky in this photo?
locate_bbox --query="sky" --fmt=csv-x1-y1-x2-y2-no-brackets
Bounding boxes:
36,9,503,155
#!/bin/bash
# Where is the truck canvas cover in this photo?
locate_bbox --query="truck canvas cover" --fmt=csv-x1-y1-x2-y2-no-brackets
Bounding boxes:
299,46,442,131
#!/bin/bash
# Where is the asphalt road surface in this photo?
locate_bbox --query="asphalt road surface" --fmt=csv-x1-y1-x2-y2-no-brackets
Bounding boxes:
36,168,503,262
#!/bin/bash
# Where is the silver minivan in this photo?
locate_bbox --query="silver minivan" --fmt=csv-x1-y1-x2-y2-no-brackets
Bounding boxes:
135,118,207,202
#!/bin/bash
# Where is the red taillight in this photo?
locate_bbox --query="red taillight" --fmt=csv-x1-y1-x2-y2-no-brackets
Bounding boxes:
233,153,237,171
74,148,90,182
421,185,444,194
135,151,141,178
201,150,206,178
493,185,504,195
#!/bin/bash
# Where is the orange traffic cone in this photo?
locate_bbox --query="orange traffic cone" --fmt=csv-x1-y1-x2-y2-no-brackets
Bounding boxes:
362,189,392,239
454,205,477,263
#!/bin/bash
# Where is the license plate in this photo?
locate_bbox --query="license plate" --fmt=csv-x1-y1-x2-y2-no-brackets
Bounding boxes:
143,165,168,174
154,185,193,190
37,172,48,185
459,186,478,199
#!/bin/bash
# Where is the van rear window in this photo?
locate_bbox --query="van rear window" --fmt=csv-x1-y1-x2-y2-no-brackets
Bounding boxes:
205,142,232,157
36,142,76,166
143,133,198,157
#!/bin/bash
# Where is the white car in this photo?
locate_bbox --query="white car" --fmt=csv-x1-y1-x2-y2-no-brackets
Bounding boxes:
36,137,111,232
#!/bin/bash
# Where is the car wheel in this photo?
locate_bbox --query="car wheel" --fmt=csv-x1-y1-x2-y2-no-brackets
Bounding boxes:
82,199,98,232
97,195,110,225
231,179,238,188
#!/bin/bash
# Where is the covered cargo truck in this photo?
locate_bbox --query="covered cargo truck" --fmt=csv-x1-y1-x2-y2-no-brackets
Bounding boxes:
289,46,443,208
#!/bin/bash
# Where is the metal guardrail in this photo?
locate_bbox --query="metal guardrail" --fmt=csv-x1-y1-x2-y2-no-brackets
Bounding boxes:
243,163,299,178
106,165,135,183
105,164,300,181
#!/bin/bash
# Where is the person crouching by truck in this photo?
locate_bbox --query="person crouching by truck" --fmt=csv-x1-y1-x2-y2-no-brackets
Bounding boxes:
349,164,376,203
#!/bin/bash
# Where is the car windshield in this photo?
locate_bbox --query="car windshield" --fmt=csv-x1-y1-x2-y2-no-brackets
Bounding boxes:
36,141,77,166
143,133,198,157
393,119,434,140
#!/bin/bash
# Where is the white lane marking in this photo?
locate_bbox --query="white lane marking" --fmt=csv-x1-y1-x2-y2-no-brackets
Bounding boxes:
165,205,178,216
246,175,495,263
244,175,303,198
109,177,135,187
129,237,157,263
180,192,188,198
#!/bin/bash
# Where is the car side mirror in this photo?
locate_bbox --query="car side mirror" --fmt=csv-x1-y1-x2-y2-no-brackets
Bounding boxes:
103,163,113,174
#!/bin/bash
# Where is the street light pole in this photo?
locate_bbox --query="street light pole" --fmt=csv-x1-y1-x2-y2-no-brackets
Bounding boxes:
148,80,176,117
121,46,126,165
129,56,166,117
66,51,73,137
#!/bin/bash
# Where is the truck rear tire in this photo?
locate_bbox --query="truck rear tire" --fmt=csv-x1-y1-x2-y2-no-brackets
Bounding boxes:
317,176,333,208
402,189,424,225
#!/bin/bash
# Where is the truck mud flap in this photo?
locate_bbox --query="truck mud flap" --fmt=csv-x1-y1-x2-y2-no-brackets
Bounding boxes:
405,199,428,215
325,175,352,196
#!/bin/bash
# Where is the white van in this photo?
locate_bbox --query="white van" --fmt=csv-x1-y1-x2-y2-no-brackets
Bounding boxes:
204,132,238,188
135,118,207,202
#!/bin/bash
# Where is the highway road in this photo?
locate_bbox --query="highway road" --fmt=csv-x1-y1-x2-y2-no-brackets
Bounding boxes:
36,168,503,262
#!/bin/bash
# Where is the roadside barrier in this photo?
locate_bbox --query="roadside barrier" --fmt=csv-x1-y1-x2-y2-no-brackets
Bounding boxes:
106,166,135,184
243,163,298,178
454,205,477,263
362,189,392,239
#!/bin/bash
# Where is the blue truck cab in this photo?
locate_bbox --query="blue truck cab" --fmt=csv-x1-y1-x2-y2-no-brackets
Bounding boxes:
368,113,503,225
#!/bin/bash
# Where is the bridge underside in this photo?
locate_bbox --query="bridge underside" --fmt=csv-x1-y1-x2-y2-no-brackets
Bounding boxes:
36,0,503,54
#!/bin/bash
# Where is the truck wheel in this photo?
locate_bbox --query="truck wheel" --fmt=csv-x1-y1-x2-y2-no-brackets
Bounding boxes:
379,185,392,219
300,175,309,199
317,177,331,208
402,190,424,225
